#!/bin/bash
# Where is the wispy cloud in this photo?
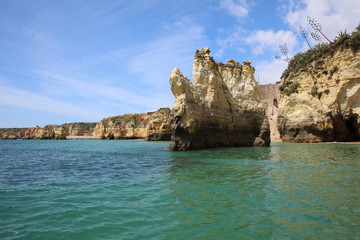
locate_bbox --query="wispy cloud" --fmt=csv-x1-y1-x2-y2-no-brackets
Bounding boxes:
244,29,298,55
0,11,207,128
219,0,251,20
104,17,206,83
0,85,108,120
253,59,289,84
32,69,171,112
283,0,360,41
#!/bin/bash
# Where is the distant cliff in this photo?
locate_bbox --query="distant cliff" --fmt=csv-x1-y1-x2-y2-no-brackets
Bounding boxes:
92,108,171,140
278,26,360,142
1,109,171,141
0,122,97,140
168,48,270,150
0,128,29,140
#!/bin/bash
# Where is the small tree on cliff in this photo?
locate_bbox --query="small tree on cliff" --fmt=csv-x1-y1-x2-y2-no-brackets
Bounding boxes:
274,43,291,63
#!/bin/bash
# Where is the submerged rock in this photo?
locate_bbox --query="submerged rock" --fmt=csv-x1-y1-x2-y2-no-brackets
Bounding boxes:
168,48,270,151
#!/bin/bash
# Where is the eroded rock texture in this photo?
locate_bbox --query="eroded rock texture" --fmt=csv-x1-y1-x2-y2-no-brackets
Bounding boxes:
32,122,97,139
168,48,270,150
278,48,360,142
92,108,171,140
0,122,97,140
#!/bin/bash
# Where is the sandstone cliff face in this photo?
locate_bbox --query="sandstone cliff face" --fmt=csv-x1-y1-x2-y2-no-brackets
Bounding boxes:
32,125,66,139
145,108,172,141
168,48,270,151
0,128,27,139
0,111,170,141
93,108,171,140
278,48,360,142
65,122,97,136
92,114,149,139
0,123,97,140
31,122,97,139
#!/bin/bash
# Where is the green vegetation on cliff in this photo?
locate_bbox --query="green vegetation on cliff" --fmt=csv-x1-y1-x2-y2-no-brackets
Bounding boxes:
280,23,360,96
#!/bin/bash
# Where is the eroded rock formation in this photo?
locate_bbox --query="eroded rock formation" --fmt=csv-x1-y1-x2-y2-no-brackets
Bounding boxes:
278,48,360,142
145,108,172,141
92,108,171,140
168,48,270,150
1,109,171,140
0,128,28,140
0,122,97,140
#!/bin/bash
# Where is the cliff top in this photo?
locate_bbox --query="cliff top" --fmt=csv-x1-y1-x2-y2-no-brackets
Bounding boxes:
278,23,360,97
281,23,360,81
195,48,252,68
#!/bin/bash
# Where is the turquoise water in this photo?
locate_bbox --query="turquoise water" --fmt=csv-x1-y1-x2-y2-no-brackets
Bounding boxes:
0,140,359,239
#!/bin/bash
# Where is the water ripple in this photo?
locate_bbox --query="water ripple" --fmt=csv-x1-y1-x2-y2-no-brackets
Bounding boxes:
0,141,359,239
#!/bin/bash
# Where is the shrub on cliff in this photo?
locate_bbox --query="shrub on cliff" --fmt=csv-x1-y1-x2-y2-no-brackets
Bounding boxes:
279,81,299,96
281,23,360,84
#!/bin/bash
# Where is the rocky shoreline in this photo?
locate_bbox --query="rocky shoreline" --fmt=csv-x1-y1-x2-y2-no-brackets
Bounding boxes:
2,39,359,149
0,108,171,141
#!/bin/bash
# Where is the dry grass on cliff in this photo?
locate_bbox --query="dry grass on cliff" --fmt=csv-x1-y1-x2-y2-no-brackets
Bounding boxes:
281,23,360,83
278,23,360,97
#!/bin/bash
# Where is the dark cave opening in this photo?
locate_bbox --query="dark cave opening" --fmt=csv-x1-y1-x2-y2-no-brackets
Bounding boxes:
333,114,360,141
346,115,360,140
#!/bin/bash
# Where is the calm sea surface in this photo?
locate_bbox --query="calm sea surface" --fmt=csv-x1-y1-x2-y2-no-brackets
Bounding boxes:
0,140,359,239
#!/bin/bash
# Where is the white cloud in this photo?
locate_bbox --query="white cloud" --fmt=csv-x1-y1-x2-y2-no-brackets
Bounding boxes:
31,69,172,113
284,0,360,42
245,29,298,55
106,17,206,83
0,16,207,128
251,0,360,84
216,26,244,49
254,59,289,84
213,48,225,59
219,0,250,20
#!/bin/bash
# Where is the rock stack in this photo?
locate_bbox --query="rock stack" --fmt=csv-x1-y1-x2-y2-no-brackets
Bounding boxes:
168,48,270,150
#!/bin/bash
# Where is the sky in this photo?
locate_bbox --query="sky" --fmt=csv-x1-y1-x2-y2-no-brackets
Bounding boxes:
0,0,359,127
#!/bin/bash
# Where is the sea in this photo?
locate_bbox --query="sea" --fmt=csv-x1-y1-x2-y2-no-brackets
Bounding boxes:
0,140,359,240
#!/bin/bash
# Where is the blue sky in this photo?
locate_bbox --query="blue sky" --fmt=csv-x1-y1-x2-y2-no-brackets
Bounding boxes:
1,0,359,127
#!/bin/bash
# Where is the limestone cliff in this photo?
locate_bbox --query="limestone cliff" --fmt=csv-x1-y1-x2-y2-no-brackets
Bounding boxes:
92,108,171,140
0,122,97,140
145,108,172,141
0,128,28,139
1,110,170,140
168,48,270,150
278,47,360,142
31,122,97,139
